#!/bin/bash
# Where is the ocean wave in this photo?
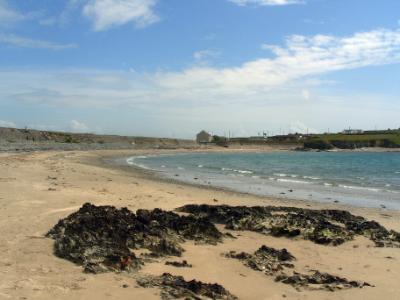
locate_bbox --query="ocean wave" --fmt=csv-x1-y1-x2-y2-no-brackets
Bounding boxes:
339,185,380,192
222,167,233,171
303,176,321,180
198,165,203,168
277,178,312,184
235,170,253,174
324,182,333,186
274,173,288,177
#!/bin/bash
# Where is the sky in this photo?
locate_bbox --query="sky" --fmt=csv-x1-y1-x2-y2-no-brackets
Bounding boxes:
0,0,400,138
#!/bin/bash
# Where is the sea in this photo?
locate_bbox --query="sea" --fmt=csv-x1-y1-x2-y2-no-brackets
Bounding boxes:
125,151,400,210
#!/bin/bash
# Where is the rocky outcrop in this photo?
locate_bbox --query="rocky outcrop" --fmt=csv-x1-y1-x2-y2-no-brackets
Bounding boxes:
46,203,222,273
226,245,370,291
275,271,371,291
177,204,400,247
225,245,295,275
137,273,237,300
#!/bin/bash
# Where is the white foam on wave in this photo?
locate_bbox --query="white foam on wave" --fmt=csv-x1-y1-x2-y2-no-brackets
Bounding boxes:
198,165,203,168
236,170,253,174
324,182,333,186
222,167,232,171
277,178,312,184
126,156,151,169
303,176,320,180
339,185,380,192
274,173,287,177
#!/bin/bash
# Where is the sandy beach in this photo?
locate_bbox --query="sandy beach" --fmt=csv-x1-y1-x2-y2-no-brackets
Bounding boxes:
1,149,400,300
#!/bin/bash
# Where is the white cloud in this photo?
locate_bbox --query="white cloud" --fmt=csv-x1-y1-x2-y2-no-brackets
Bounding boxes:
193,49,221,65
0,120,16,128
0,0,24,24
229,0,303,6
82,0,159,31
155,28,400,93
70,120,89,132
1,28,400,136
289,121,318,134
0,33,78,50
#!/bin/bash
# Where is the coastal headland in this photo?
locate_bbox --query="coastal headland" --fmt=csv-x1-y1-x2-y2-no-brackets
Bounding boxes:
1,148,400,300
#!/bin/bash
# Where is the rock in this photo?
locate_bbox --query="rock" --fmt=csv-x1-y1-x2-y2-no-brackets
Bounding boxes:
165,260,192,268
275,271,371,291
137,273,237,300
46,203,223,273
225,245,295,275
177,204,400,248
225,245,370,291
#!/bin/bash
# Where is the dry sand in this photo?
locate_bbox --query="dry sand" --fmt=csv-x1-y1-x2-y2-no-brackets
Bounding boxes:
0,149,399,300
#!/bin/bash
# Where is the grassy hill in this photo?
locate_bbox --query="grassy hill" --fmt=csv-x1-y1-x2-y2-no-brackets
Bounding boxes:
304,132,400,150
0,127,197,152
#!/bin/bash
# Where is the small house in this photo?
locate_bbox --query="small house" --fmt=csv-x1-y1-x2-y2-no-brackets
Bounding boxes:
196,130,212,144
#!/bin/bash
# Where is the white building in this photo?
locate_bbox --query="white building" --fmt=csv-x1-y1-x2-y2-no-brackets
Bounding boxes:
196,130,212,144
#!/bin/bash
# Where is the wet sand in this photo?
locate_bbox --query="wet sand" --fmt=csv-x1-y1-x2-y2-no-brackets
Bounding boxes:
0,149,399,300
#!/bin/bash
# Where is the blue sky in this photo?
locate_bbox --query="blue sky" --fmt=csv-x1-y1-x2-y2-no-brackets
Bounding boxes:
0,0,400,138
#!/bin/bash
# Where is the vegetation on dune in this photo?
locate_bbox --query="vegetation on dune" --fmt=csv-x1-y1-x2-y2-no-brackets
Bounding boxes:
304,133,400,150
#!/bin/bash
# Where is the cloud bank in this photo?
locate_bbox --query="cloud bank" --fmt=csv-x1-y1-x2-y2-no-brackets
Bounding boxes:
0,33,78,50
82,0,159,31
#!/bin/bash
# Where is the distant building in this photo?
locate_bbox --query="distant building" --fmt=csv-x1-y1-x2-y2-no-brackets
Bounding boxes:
342,129,364,135
196,130,212,144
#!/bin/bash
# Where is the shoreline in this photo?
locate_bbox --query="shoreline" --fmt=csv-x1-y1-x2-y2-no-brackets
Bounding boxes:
1,149,400,300
100,150,400,212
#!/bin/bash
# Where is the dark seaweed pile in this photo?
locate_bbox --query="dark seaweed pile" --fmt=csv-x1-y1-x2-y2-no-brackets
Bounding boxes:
177,204,400,247
225,245,295,275
165,260,192,268
46,203,398,297
46,203,222,273
137,273,237,300
226,245,370,291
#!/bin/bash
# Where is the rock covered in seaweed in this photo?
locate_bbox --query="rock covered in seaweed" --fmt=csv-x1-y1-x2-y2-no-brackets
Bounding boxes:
275,271,371,291
165,260,192,268
225,245,295,275
46,203,223,273
226,245,370,291
137,272,237,300
177,204,400,247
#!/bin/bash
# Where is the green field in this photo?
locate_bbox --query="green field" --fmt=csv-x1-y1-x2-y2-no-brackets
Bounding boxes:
305,133,400,149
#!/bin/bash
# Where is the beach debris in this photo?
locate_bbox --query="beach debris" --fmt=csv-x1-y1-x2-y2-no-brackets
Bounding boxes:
137,272,237,300
46,203,223,273
226,245,370,291
177,205,400,247
225,245,295,275
165,260,192,268
275,271,371,291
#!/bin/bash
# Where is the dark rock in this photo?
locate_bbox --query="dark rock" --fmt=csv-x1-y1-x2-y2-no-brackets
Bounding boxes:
225,245,295,275
225,245,370,291
165,260,192,268
46,203,223,273
137,272,237,300
177,204,400,248
275,271,371,291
